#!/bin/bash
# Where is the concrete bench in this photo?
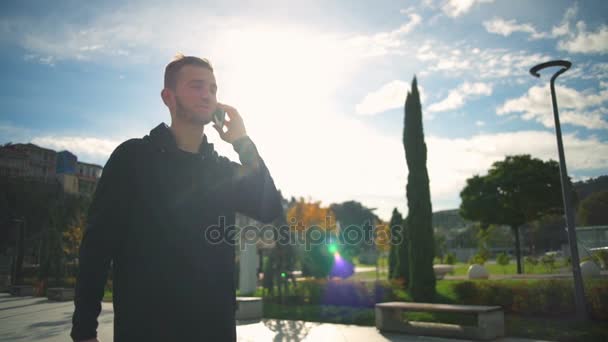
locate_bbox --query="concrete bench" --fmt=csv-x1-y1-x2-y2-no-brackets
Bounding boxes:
375,302,504,341
10,285,34,296
47,287,75,301
235,297,262,321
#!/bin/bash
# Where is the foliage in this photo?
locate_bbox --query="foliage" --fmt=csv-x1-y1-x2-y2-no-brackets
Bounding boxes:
434,232,447,259
460,155,568,274
287,198,337,279
0,176,90,285
329,200,378,259
468,253,487,266
496,253,511,273
592,250,608,269
524,256,539,273
298,227,336,279
577,190,608,226
443,252,456,265
388,208,403,279
402,77,435,302
540,254,557,273
452,279,608,320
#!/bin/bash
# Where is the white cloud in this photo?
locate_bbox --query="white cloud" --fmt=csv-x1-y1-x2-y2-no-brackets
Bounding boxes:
483,17,548,40
428,82,492,113
355,80,426,115
346,13,422,57
30,136,121,165
415,41,552,80
498,84,608,130
547,3,608,54
442,0,494,18
475,120,485,127
426,131,608,204
557,22,608,54
551,3,578,37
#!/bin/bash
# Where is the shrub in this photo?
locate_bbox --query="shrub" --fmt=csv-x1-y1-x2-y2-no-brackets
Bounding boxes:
592,250,608,269
468,253,487,265
541,254,557,273
452,279,608,320
443,253,456,265
283,279,395,308
524,256,538,273
496,253,511,273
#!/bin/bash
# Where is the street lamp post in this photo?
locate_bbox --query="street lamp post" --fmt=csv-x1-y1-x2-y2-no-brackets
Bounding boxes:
11,218,26,286
530,60,588,321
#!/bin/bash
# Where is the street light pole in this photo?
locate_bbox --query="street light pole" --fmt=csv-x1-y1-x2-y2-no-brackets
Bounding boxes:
530,60,588,321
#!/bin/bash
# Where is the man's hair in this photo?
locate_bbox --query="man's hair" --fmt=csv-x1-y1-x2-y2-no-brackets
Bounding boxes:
164,53,214,90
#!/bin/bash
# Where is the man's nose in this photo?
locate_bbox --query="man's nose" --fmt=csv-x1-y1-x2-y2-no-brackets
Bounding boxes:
200,86,214,100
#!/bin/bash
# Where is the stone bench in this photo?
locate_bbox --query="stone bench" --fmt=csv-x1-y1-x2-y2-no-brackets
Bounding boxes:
47,287,75,301
10,285,34,296
433,264,454,280
375,302,504,341
235,297,263,321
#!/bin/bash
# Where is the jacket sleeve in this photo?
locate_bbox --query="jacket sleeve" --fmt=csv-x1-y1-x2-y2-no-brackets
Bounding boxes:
227,136,283,223
70,142,132,341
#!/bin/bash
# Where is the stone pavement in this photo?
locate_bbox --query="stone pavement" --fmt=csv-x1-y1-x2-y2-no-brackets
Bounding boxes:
0,293,550,341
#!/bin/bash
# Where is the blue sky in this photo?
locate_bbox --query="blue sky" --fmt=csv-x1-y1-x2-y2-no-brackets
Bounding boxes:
1,0,607,221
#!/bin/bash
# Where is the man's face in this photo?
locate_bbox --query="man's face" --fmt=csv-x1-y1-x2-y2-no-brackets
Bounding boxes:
172,65,218,125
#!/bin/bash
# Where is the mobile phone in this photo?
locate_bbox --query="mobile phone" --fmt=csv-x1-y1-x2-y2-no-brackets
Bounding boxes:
212,107,226,128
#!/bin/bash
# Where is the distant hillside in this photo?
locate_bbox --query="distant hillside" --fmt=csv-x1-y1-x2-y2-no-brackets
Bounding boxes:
430,175,607,228
574,175,608,203
432,209,472,230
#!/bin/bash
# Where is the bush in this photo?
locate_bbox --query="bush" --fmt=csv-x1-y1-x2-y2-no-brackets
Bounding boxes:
443,253,456,265
524,256,538,272
267,279,396,308
452,279,608,320
592,250,608,269
496,253,511,273
468,253,487,265
541,254,557,273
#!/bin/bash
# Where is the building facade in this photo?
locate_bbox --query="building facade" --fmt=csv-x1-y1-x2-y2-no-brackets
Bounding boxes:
0,143,56,181
76,161,103,196
0,142,103,196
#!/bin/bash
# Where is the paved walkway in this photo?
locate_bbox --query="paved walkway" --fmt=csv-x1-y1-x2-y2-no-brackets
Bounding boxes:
0,293,550,341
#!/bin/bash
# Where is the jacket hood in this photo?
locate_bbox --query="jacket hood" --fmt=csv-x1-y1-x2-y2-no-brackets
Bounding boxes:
145,123,216,159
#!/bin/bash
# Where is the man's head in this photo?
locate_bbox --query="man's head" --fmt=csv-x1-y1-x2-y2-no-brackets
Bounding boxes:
161,54,217,126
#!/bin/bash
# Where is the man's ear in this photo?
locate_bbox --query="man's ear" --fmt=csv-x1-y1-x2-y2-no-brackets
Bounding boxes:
161,88,174,108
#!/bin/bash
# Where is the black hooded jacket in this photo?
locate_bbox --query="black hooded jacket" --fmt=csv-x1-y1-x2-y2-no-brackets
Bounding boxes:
70,123,283,341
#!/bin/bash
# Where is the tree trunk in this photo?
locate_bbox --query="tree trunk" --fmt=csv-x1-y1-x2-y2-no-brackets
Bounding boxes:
513,225,522,274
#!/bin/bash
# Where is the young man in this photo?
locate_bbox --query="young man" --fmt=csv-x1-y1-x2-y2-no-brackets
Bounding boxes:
71,55,283,341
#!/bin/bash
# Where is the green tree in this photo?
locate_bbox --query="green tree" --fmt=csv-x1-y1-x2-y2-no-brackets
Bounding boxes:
460,155,567,274
496,252,511,274
402,77,435,301
330,200,378,261
388,208,403,279
577,190,608,226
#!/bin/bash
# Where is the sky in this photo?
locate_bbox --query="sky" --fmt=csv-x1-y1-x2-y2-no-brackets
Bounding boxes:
1,0,607,221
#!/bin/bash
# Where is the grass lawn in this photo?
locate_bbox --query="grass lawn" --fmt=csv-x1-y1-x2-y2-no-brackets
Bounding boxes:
349,269,389,281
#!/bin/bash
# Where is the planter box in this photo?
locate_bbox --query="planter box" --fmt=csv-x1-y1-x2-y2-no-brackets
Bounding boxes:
47,287,75,301
235,297,263,321
10,285,34,296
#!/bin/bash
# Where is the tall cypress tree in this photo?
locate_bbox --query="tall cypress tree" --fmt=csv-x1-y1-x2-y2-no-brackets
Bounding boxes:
403,77,435,302
388,208,403,279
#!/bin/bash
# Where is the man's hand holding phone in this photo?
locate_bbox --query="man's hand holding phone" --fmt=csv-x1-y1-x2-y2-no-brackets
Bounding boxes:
212,103,248,144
